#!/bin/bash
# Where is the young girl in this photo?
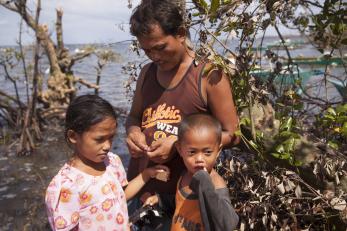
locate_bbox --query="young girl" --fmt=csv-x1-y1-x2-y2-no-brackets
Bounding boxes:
45,95,169,231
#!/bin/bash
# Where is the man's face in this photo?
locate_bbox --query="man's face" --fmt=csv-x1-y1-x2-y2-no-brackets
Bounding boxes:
137,24,186,71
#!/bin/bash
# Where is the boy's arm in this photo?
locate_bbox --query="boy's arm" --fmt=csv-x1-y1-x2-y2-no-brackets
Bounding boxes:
190,170,239,231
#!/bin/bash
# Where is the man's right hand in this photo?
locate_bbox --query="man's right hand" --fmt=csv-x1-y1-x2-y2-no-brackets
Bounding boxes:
126,130,149,158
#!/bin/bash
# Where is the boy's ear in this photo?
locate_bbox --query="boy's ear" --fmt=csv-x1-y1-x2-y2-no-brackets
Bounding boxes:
67,130,78,144
175,142,182,157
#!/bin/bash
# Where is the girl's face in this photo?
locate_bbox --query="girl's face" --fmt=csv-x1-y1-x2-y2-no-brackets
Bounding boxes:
176,128,221,176
68,117,117,163
137,24,186,71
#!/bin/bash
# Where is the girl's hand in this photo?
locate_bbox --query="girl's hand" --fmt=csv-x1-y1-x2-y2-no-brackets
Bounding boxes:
143,165,170,182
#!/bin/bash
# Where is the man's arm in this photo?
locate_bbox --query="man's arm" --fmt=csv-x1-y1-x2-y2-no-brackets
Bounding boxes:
202,66,240,147
126,64,151,158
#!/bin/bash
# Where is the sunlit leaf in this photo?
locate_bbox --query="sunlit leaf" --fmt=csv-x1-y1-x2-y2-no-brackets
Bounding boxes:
277,182,286,194
280,117,293,131
330,198,347,211
327,107,336,116
210,0,220,15
295,185,302,198
328,141,339,150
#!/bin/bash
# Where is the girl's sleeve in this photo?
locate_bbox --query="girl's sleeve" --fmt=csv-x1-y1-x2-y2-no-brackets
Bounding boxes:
110,153,128,187
45,176,80,231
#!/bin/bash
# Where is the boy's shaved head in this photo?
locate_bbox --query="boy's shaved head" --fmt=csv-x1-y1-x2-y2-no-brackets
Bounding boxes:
178,114,222,144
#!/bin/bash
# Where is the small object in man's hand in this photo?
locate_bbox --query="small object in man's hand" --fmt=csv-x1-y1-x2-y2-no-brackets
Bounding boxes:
155,169,169,182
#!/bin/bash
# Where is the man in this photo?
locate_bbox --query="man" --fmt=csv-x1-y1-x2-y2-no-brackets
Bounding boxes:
126,0,239,229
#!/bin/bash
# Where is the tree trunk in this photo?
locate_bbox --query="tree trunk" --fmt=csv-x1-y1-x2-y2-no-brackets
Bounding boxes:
1,0,73,108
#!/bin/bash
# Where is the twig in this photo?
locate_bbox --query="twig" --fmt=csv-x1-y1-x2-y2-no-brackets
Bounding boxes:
74,77,100,89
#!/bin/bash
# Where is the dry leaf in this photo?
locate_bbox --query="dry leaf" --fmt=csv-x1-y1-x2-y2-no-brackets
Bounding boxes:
277,182,285,194
295,185,302,198
330,198,347,211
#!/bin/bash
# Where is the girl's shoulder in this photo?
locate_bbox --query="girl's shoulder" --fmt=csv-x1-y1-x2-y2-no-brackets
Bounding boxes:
106,152,124,168
46,163,78,191
45,163,80,208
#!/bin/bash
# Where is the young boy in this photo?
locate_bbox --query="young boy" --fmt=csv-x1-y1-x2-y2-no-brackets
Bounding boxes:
144,113,239,231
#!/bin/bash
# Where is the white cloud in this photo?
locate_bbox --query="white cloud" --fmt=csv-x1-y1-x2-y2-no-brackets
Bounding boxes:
0,0,141,45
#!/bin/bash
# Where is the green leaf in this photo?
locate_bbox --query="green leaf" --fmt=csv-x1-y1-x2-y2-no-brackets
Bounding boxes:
283,137,296,152
328,141,339,150
336,116,347,124
248,140,259,150
239,117,250,126
275,144,285,153
271,152,291,160
234,130,242,136
195,0,208,11
280,117,293,131
279,131,297,139
336,104,347,114
210,0,220,15
292,159,303,166
323,114,335,121
342,122,347,136
327,107,336,116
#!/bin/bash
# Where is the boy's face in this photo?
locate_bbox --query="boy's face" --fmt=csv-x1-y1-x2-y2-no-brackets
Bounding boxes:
176,127,221,175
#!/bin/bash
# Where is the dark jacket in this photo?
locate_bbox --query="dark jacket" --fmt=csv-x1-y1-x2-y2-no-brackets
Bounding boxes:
158,170,239,231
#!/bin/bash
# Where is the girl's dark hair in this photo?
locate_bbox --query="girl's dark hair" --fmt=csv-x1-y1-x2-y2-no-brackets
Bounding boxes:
178,114,222,144
64,95,117,140
130,0,184,37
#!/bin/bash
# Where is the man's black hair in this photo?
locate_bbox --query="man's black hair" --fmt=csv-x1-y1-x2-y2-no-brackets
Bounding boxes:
130,0,184,37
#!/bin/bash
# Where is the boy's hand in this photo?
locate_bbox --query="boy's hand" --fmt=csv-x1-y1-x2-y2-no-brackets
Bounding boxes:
143,165,170,182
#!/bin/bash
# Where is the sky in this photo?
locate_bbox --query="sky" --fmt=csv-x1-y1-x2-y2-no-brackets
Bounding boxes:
0,0,141,45
0,0,302,46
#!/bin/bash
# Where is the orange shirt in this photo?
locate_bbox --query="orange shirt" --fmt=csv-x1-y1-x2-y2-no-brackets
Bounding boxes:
171,178,204,231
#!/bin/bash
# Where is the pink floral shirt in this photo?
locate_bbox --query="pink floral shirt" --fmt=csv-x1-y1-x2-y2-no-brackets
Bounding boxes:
45,152,129,231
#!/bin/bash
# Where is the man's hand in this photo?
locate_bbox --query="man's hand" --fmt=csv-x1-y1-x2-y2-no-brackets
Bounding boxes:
143,194,159,207
147,136,177,163
126,129,149,158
